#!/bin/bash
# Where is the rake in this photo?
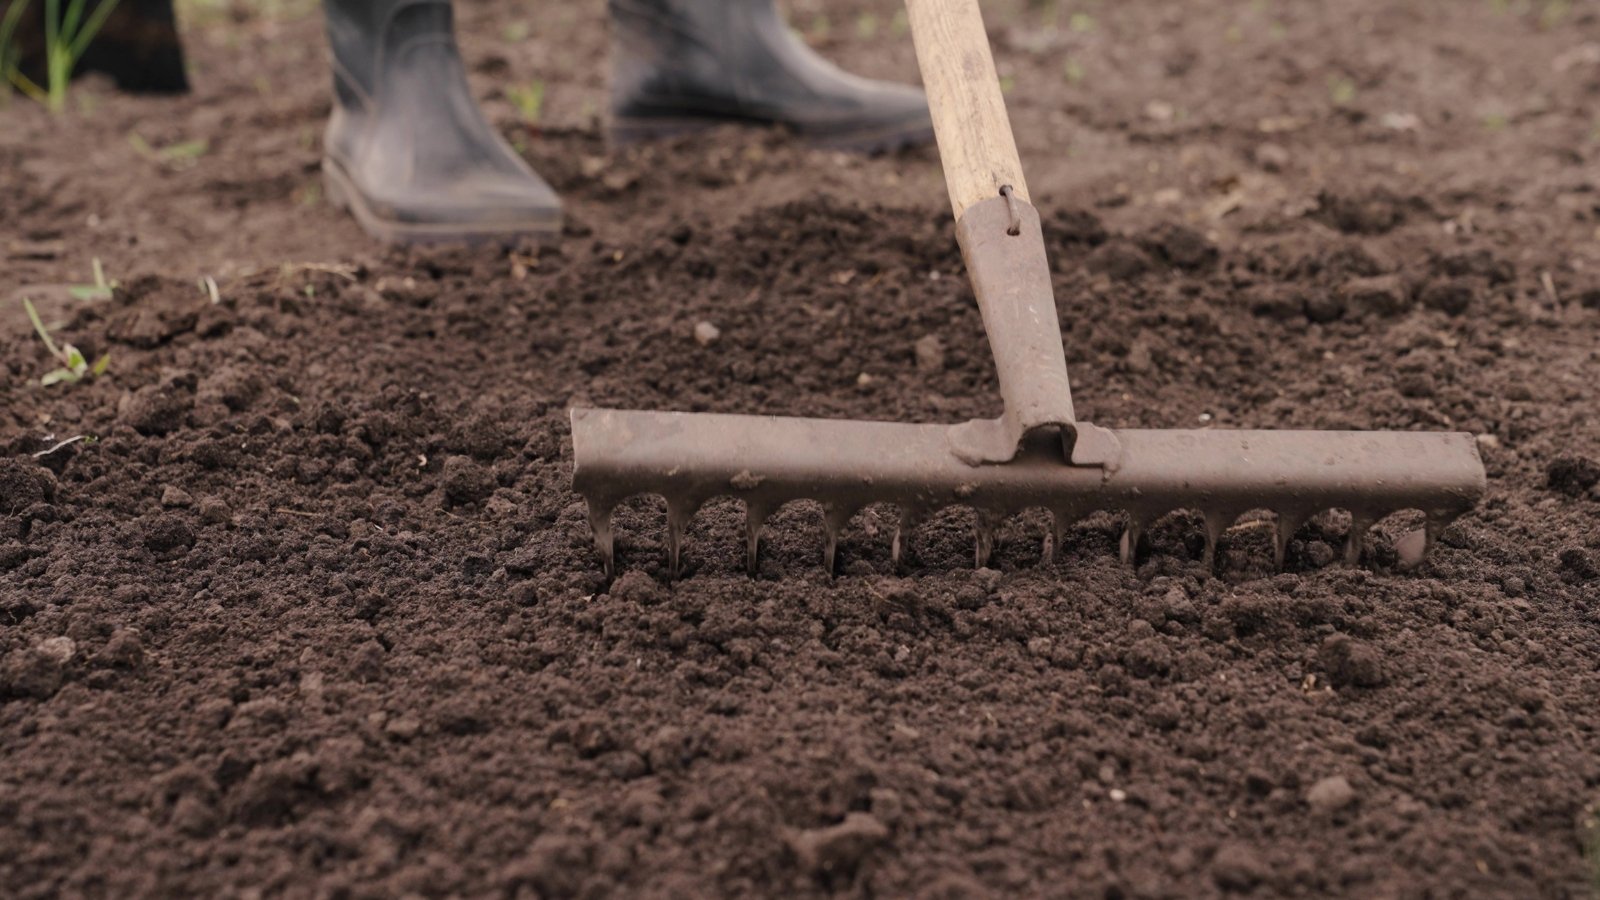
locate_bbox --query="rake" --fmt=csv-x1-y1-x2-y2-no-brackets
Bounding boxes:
569,0,1485,578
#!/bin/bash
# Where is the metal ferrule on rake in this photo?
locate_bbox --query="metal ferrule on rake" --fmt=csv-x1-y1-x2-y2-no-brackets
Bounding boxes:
566,0,1486,579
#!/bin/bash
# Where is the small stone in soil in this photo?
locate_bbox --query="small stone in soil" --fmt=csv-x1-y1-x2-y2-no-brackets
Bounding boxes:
98,629,144,669
914,334,945,373
1,641,72,700
1318,634,1387,688
693,321,721,346
1143,223,1218,270
1317,189,1407,235
1086,239,1155,281
1211,842,1269,890
441,456,496,506
37,636,76,663
1304,290,1346,323
1419,278,1475,315
1546,454,1600,498
0,459,56,514
119,376,196,436
384,715,421,741
1339,274,1410,318
1246,284,1307,321
141,514,196,555
1125,335,1155,373
161,486,194,508
198,496,231,525
1306,774,1357,813
1558,548,1599,583
1254,142,1291,172
502,835,591,898
788,812,890,876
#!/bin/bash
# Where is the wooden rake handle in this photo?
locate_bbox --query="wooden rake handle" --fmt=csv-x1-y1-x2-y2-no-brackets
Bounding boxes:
904,0,1029,220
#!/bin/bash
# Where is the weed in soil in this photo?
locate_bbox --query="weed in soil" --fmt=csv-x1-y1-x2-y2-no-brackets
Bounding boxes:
22,297,110,385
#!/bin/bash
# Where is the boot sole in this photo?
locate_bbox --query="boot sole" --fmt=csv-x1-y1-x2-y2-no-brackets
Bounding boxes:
608,115,935,155
322,158,563,246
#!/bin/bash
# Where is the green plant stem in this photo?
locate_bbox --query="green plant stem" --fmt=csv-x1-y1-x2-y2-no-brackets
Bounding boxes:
23,298,64,361
44,0,60,112
33,0,124,113
0,0,32,104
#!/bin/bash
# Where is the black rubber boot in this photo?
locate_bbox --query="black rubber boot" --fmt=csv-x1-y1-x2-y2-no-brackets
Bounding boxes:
322,0,561,245
608,0,933,153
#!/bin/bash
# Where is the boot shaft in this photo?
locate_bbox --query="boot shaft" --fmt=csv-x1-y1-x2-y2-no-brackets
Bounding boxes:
324,0,458,108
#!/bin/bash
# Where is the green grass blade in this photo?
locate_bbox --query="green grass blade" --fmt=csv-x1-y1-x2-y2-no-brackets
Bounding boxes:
0,0,31,69
68,0,121,63
22,298,64,360
60,0,86,43
43,0,58,66
6,68,48,104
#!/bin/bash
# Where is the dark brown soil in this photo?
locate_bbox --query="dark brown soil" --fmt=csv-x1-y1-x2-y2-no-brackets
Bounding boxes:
5,0,1600,897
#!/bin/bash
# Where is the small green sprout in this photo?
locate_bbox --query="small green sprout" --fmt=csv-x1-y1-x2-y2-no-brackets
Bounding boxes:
1068,11,1095,32
888,10,908,36
130,132,210,166
0,0,34,106
1539,0,1570,28
1328,75,1357,106
506,80,545,124
67,256,115,300
32,433,96,458
807,13,830,40
854,12,877,39
5,0,126,113
500,20,529,41
23,298,109,386
1063,58,1085,85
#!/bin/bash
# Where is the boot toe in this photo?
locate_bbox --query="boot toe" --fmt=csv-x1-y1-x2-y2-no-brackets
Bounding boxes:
391,169,563,229
789,82,934,153
326,156,563,245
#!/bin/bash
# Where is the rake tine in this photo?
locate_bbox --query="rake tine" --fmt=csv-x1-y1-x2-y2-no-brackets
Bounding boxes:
588,501,615,580
822,504,853,576
1394,512,1452,569
1343,513,1373,567
974,510,1002,569
1201,511,1231,571
745,503,767,576
1424,513,1446,559
1046,511,1066,564
891,507,921,571
665,501,692,578
1120,515,1148,566
1273,512,1305,571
